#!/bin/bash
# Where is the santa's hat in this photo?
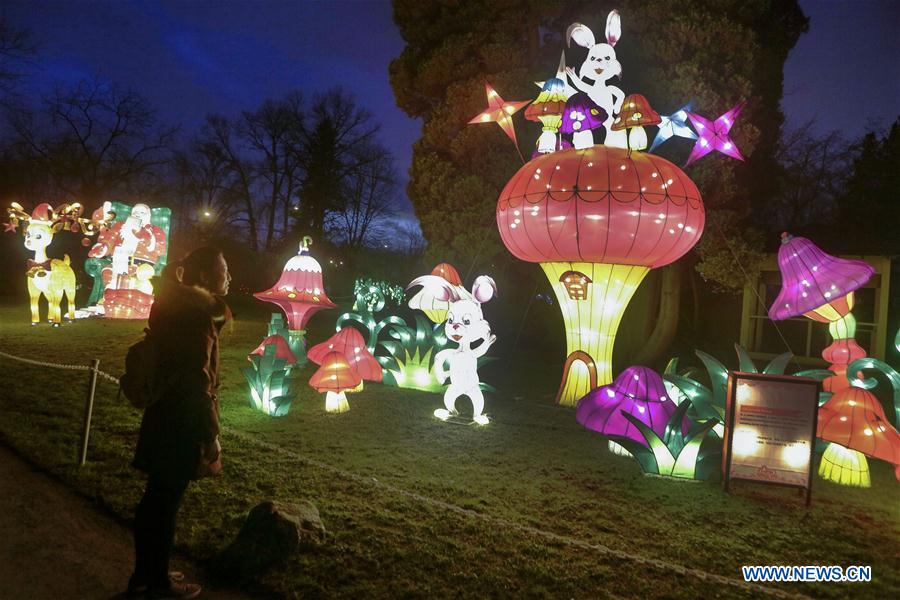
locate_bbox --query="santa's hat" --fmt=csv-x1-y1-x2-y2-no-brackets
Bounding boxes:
30,203,54,224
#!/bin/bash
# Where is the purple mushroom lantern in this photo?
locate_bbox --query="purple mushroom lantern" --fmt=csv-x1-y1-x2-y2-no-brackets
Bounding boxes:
768,233,874,395
561,92,608,150
768,233,880,487
576,366,685,456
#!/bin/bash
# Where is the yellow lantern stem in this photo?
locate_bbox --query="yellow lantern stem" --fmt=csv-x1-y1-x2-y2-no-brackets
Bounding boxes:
818,443,870,488
541,262,649,406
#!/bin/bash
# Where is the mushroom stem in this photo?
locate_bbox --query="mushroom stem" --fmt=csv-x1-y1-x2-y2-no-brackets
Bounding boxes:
537,129,559,153
628,127,648,152
325,391,350,413
571,130,594,150
821,311,866,393
540,261,649,405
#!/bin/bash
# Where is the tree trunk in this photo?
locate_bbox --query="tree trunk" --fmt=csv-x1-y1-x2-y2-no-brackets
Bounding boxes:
632,262,682,366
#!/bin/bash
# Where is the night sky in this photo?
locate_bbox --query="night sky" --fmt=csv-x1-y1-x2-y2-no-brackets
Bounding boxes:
3,0,898,224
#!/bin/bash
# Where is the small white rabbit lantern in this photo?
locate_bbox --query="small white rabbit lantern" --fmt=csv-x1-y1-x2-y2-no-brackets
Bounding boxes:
406,274,497,425
564,10,627,149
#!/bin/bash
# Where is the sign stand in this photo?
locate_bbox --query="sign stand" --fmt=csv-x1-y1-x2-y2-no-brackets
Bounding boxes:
722,372,820,507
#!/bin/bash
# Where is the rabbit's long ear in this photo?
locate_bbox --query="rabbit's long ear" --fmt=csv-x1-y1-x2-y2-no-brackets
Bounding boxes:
407,275,461,302
605,10,621,46
566,23,595,49
471,276,497,304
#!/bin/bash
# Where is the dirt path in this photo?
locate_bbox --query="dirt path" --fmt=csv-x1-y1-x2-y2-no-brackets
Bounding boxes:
0,443,251,600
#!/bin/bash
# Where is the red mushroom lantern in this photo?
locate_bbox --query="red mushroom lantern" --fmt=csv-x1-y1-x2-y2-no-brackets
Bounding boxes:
254,237,336,332
497,145,704,405
816,386,900,487
309,351,362,413
308,326,382,385
250,334,297,365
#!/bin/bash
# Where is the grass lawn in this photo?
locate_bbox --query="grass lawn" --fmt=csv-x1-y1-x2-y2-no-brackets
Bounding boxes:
0,300,897,599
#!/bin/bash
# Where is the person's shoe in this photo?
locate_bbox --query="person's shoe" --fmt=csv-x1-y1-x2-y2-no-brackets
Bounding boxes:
146,581,202,599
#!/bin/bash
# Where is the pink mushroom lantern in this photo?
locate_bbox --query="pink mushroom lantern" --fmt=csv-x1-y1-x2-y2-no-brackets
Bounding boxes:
250,334,297,365
308,326,382,390
254,237,336,358
816,386,900,487
497,145,705,405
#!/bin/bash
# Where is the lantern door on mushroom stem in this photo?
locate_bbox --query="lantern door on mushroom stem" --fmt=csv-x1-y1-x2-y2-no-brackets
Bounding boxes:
85,201,171,319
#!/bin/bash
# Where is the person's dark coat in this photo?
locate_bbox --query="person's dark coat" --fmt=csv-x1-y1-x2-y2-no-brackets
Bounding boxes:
133,278,230,481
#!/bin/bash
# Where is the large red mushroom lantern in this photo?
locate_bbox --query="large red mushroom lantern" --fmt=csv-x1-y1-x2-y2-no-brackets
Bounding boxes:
497,145,704,405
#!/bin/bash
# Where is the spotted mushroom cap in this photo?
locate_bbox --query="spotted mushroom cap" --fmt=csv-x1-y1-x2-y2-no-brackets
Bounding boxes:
817,386,900,465
611,94,662,131
768,234,874,321
575,366,686,445
560,92,608,133
254,243,336,330
496,145,704,267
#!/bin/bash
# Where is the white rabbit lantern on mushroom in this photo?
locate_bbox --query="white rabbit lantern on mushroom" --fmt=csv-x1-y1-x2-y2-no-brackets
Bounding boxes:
406,275,498,425
564,10,626,149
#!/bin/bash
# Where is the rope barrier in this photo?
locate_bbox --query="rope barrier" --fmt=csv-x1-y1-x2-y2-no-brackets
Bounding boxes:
0,347,810,599
0,349,120,383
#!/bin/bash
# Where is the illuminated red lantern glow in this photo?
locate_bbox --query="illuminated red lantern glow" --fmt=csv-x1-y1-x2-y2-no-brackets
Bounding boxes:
497,145,704,405
308,327,382,383
308,350,362,414
254,241,336,331
250,334,297,365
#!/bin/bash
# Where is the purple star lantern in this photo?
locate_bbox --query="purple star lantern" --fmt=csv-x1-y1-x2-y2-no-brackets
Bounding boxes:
576,366,686,453
684,103,745,166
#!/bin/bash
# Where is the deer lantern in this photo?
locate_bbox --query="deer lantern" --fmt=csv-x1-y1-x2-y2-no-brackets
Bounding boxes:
6,202,84,326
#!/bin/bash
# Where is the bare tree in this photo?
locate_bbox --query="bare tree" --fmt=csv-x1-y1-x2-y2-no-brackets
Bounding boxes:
767,121,854,230
296,88,380,239
200,114,260,250
173,134,247,238
240,92,305,250
0,18,36,97
329,143,398,248
6,78,177,205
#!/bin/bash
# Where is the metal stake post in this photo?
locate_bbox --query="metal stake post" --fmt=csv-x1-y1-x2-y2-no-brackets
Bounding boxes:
79,359,100,466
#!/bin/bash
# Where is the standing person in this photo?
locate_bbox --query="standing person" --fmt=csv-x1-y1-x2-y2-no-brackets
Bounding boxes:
128,247,232,599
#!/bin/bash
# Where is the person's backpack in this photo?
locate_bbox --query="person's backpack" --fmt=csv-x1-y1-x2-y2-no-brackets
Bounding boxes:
120,328,161,409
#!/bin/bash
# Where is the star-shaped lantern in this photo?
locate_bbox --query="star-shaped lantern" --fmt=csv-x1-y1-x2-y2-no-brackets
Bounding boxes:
468,82,530,147
685,103,745,166
649,103,697,152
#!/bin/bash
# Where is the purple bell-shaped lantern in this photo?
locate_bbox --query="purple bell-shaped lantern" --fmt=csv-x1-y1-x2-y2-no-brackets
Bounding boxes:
768,233,880,487
576,366,685,456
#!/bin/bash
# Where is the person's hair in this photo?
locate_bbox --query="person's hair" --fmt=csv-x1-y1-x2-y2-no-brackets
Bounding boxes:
178,247,224,286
